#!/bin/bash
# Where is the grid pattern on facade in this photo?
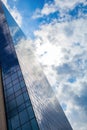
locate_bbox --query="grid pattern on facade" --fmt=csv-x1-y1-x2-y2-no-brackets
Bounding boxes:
0,2,39,130
2,66,39,130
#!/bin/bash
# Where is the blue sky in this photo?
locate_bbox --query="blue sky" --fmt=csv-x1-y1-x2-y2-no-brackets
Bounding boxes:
3,0,87,130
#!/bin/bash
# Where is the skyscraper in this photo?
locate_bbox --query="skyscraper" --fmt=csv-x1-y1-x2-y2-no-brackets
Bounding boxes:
0,1,73,130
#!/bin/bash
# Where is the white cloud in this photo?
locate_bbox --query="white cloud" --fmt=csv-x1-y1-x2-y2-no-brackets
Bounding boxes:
15,39,73,129
32,2,57,19
30,18,87,130
13,15,87,130
14,17,87,130
32,0,87,19
41,3,56,15
2,0,22,26
55,0,87,9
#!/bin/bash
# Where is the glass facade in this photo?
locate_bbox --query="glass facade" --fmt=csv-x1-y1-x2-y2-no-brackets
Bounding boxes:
0,1,73,130
0,1,39,130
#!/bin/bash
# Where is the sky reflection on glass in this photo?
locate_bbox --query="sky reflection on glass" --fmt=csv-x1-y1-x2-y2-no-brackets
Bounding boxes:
3,0,87,130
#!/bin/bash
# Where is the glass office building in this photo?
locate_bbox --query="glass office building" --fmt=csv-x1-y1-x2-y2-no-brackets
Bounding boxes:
0,1,73,130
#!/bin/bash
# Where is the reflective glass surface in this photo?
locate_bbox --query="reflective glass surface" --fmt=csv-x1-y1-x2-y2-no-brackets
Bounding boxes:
0,1,73,130
0,2,39,130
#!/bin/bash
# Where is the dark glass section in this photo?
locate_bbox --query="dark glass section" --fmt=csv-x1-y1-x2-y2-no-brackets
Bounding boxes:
21,122,32,130
0,2,39,130
31,118,39,130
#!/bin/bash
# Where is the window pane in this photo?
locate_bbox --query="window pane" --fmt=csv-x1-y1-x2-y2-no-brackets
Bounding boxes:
14,83,21,92
5,77,11,84
23,92,29,101
22,122,32,130
27,106,34,120
7,119,12,130
11,73,17,81
15,89,22,97
17,103,25,113
11,115,20,129
25,100,31,107
16,128,21,130
8,108,18,118
20,81,25,88
19,109,29,124
7,87,14,96
8,100,16,111
31,118,39,130
16,95,24,106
